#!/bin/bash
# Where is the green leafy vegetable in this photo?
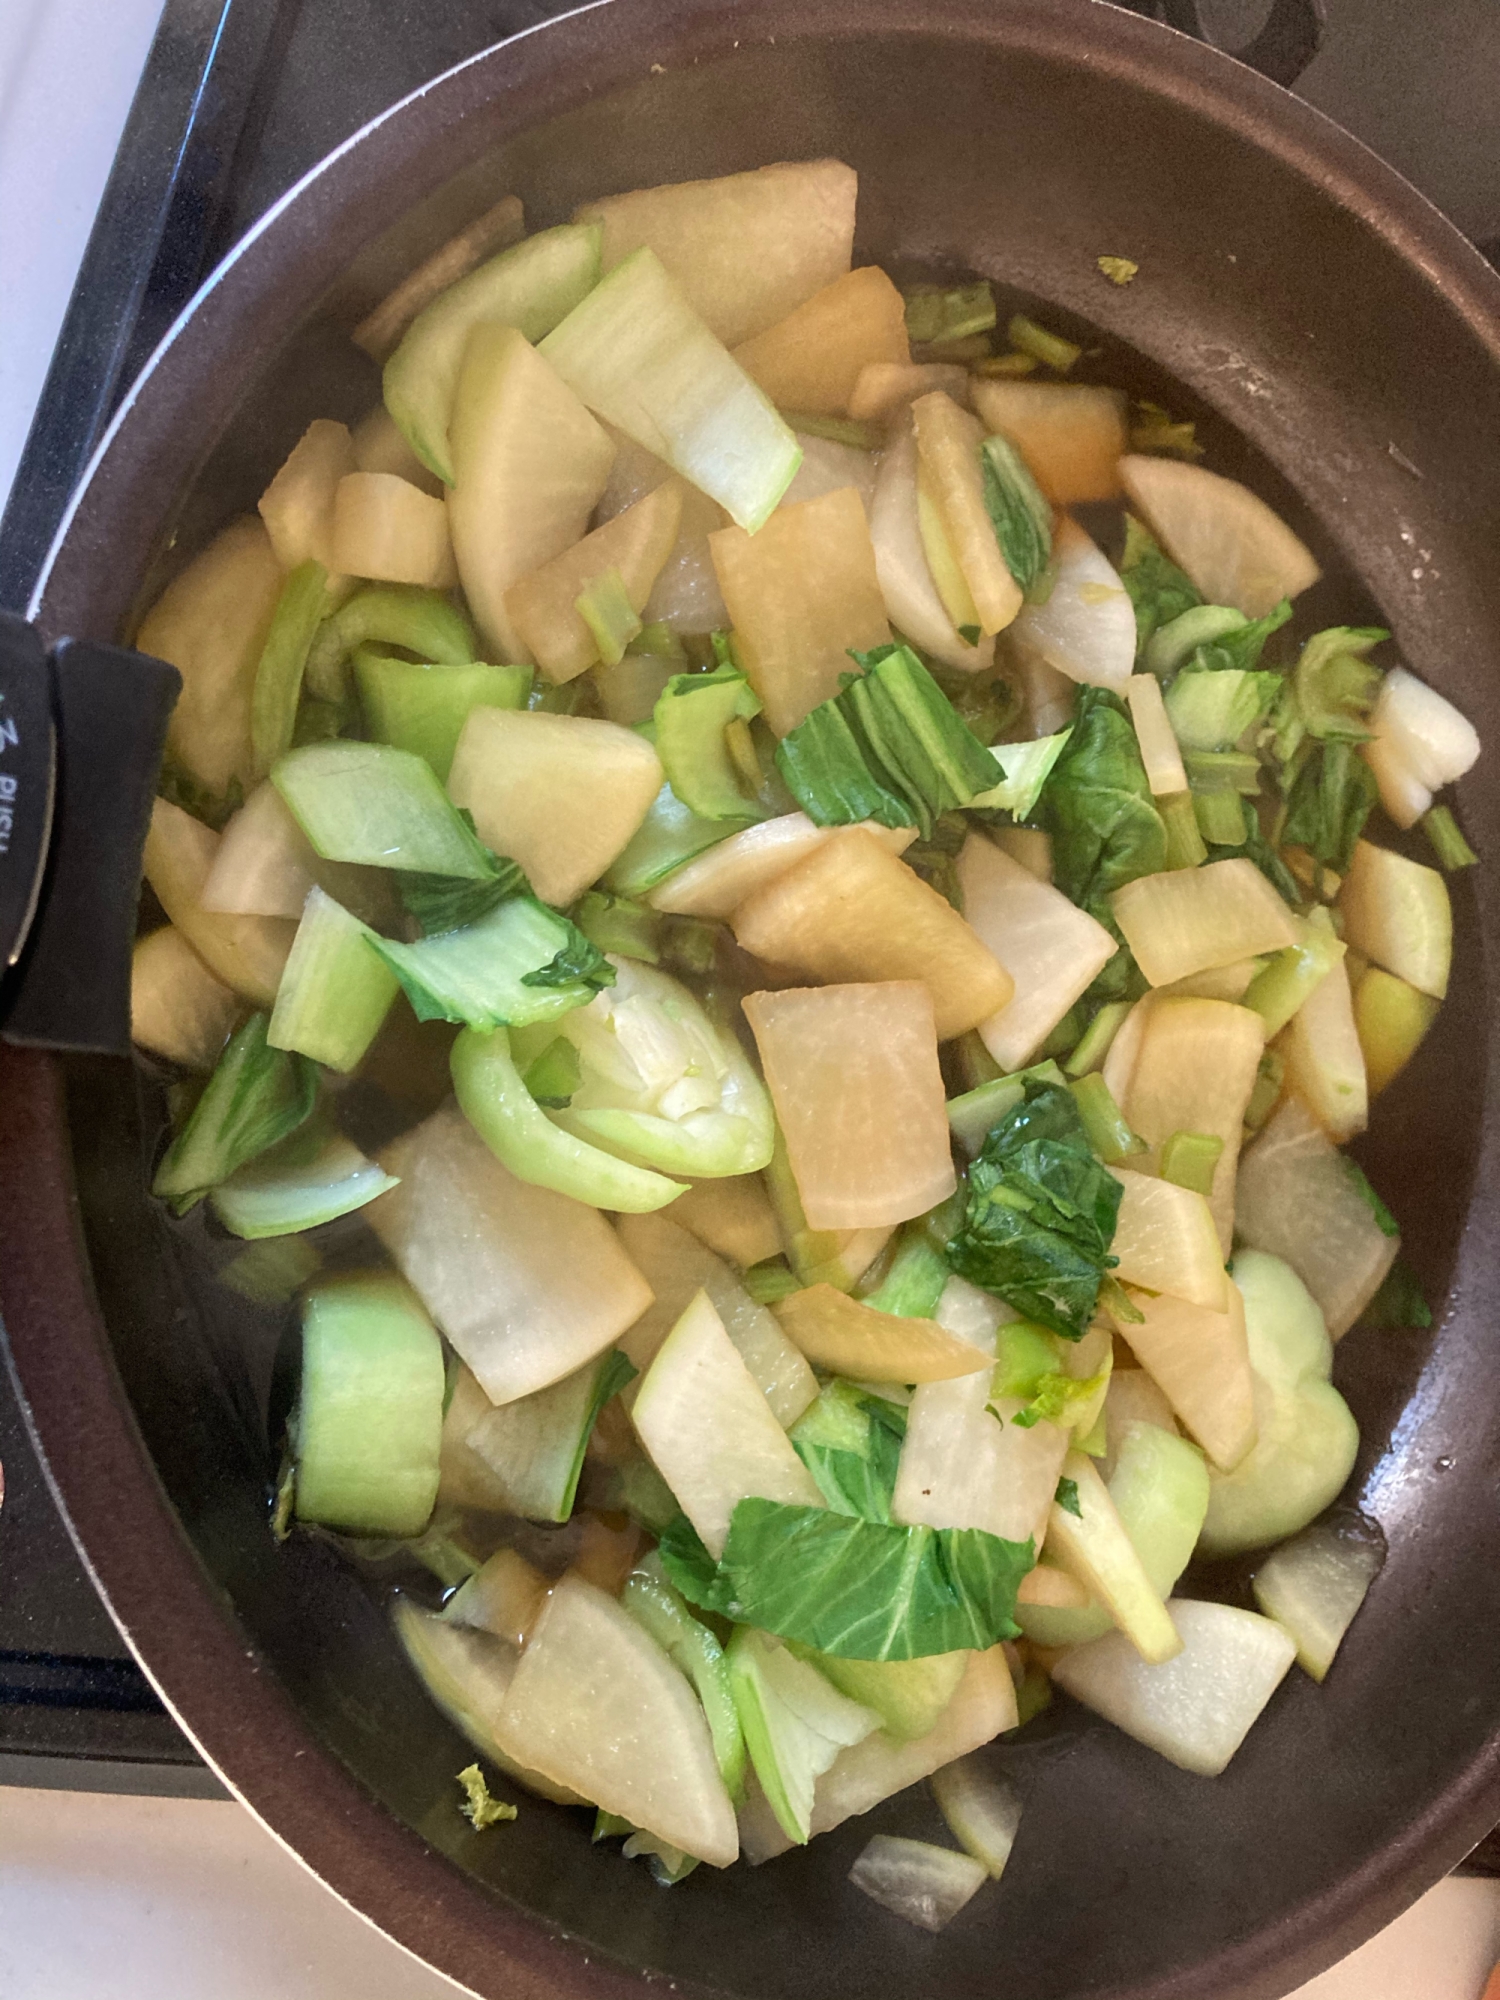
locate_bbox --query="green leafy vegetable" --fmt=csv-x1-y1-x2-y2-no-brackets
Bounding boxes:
1280,738,1378,876
1007,313,1080,373
1359,1258,1433,1330
1160,791,1209,870
521,1035,583,1108
571,888,662,963
372,897,615,1029
457,1764,517,1830
153,1014,318,1213
1293,627,1387,744
861,1223,951,1320
904,282,996,346
1054,1476,1083,1517
773,700,913,831
1422,804,1479,872
903,811,969,909
970,729,1072,821
1118,515,1203,651
1167,665,1284,753
980,435,1053,593
400,834,531,935
1068,1072,1144,1164
1006,1365,1109,1432
790,1381,908,1523
252,561,330,778
519,917,615,992
658,1510,740,1615
1183,749,1263,795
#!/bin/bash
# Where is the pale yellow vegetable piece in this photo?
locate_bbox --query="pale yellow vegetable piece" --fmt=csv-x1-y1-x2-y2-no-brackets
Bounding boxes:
1011,516,1135,692
506,481,684,683
142,798,295,1007
1352,965,1439,1096
970,379,1128,503
668,1175,783,1272
444,1543,548,1648
136,517,284,802
330,471,456,588
1360,664,1480,830
1125,675,1188,796
1338,838,1451,1000
911,391,1022,634
781,433,879,513
436,1365,514,1515
576,161,856,348
447,707,663,907
868,417,994,673
733,828,1013,1042
763,1125,895,1294
649,812,915,919
200,780,390,927
1108,1169,1227,1312
743,983,955,1231
1112,1281,1255,1471
593,428,729,633
352,194,526,362
446,323,615,661
1278,953,1367,1141
370,1104,653,1405
991,825,1053,883
1013,632,1076,736
350,404,445,496
1156,958,1259,1002
130,927,242,1071
257,419,354,572
1119,454,1321,618
916,459,984,634
1043,1452,1181,1664
774,1284,990,1384
848,361,969,423
710,486,891,735
1101,1372,1179,1477
956,832,1117,1069
1018,1565,1092,1609
732,266,909,416
1111,858,1300,988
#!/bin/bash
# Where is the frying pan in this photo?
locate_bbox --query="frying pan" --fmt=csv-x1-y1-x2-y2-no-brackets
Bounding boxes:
4,1,1500,1995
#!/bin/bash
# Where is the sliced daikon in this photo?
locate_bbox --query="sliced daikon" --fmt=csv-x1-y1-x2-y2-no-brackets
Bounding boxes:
970,380,1126,503
667,1175,782,1271
1043,1452,1179,1664
1120,455,1319,618
912,392,1022,635
1112,859,1299,988
930,1755,1023,1878
1114,1274,1255,1470
869,420,995,672
131,927,241,1071
729,1628,879,1845
849,1835,987,1932
775,1284,989,1384
142,798,295,1007
200,780,373,922
780,433,880,513
648,813,913,918
445,1546,549,1648
849,361,969,422
1361,665,1479,828
369,1104,652,1404
349,404,443,494
1011,517,1134,692
1252,1517,1383,1681
258,420,354,572
459,1345,632,1524
743,983,956,1231
1353,965,1439,1096
1338,839,1451,999
1125,674,1188,796
1278,952,1367,1141
505,481,683,684
1108,1169,1227,1311
330,471,455,589
732,266,908,416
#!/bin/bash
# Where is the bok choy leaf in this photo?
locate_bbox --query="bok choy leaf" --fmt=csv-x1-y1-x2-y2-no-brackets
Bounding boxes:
153,1013,318,1212
789,1380,908,1523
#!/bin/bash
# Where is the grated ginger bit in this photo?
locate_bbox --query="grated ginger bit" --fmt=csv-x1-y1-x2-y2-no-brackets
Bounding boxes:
457,1764,518,1830
1097,256,1139,286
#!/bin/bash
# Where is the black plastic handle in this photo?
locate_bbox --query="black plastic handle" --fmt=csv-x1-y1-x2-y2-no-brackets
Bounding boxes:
1119,0,1326,89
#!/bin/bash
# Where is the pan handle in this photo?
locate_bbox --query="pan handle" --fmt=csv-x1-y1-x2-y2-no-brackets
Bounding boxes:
1129,0,1327,89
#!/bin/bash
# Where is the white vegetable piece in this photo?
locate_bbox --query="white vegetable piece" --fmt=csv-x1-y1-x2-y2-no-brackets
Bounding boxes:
1053,1598,1296,1776
957,833,1118,1070
728,1627,880,1845
1043,1452,1181,1664
929,1754,1023,1878
1252,1517,1384,1681
630,1289,824,1556
1014,635,1077,738
1125,675,1188,796
1119,455,1321,618
1011,517,1135,692
200,779,386,924
780,433,880,513
848,1835,988,1932
1112,858,1300,988
1101,1371,1179,1471
1338,839,1452,1001
1278,952,1368,1142
130,927,241,1072
369,1104,653,1405
1108,1169,1228,1313
868,420,995,672
660,1174,782,1272
1361,665,1479,828
592,428,730,633
331,471,455,589
649,812,914,918
501,1574,740,1866
1112,1280,1255,1472
849,361,970,422
143,797,295,1007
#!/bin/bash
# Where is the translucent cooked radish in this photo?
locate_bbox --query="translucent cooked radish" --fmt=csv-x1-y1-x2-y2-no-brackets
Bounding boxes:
732,267,909,416
780,434,880,513
710,487,890,735
1353,965,1439,1096
383,221,602,484
446,323,615,661
1018,1564,1091,1610
1361,664,1479,828
869,421,995,673
200,781,383,923
1234,1096,1399,1337
459,1346,632,1524
1013,634,1077,736
592,430,730,633
956,832,1117,1069
1108,1169,1227,1311
775,1284,990,1384
350,404,444,495
1011,517,1135,692
1360,725,1431,831
1252,1517,1383,1681
1277,953,1367,1141
849,1836,987,1932
1102,1372,1178,1467
734,829,1012,1041
993,825,1053,882
258,420,354,572
369,1103,653,1404
763,1127,895,1294
505,481,683,683
1125,675,1188,796
912,392,1021,634
142,798,295,1007
1338,839,1451,1000
737,1646,1017,1862
1043,1452,1179,1664
930,1755,1023,1878
729,1628,880,1844
670,1176,782,1271
1119,455,1320,618
501,1573,739,1865
614,1211,817,1427
575,161,856,348
809,1652,971,1745
1111,1280,1254,1471
131,927,241,1071
649,813,913,918
630,1290,824,1555
969,380,1127,503
435,1365,514,1515
1112,859,1299,988
1053,1598,1295,1776
446,707,663,907
849,361,970,422
136,517,284,801
211,1129,397,1239
1160,959,1260,1002
445,1546,549,1647
743,983,956,1231
330,472,455,588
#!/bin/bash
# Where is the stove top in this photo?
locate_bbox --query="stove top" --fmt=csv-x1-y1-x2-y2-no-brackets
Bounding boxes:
2,0,1499,1830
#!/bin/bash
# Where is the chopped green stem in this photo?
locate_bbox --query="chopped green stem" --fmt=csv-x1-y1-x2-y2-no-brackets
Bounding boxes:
1184,750,1262,795
521,1035,584,1108
576,568,642,668
1068,1073,1145,1164
1159,792,1209,870
572,889,662,963
1243,1049,1285,1133
1007,314,1080,374
743,1258,801,1306
1422,804,1478,871
980,435,1053,594
974,351,1039,378
859,1225,950,1319
780,411,882,450
1142,604,1247,681
904,282,997,346
1064,1001,1131,1077
1241,921,1343,1040
1191,789,1248,847
1159,1130,1225,1196
252,561,330,777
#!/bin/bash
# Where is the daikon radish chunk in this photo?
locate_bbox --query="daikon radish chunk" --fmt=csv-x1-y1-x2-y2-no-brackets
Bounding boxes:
744,983,955,1231
1119,456,1319,617
1113,996,1265,1250
1101,1372,1179,1475
1111,1282,1255,1471
1018,1565,1091,1609
1108,1170,1227,1311
1278,953,1367,1141
458,1347,631,1525
733,828,1012,1041
1013,634,1077,737
848,1835,987,1932
710,487,890,735
956,833,1117,1069
447,708,662,907
912,392,1022,635
350,404,444,495
505,481,684,683
142,798,295,1006
992,825,1053,881
631,1290,824,1555
592,428,730,632
869,420,995,673
615,1212,817,1428
738,1646,1018,1863
1043,1452,1180,1664
1011,517,1135,692
649,812,914,918
447,324,615,661
353,194,525,362
1158,959,1259,1002
775,1285,990,1384
1338,839,1451,999
502,1573,739,1865
849,362,969,422
258,420,354,572
435,1365,514,1515
1361,665,1479,827
781,434,880,513
930,1755,1024,1879
1360,726,1431,831
137,518,284,803
368,1104,652,1404
669,1176,782,1271
1112,859,1299,988
201,780,384,924
1053,1598,1296,1776
732,267,909,416
1353,966,1439,1096
969,380,1127,503
1234,1097,1399,1337
1100,991,1155,1108
444,1545,549,1647
130,928,241,1071
331,472,455,588
763,1127,895,1294
1125,675,1188,796
1252,1516,1383,1681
